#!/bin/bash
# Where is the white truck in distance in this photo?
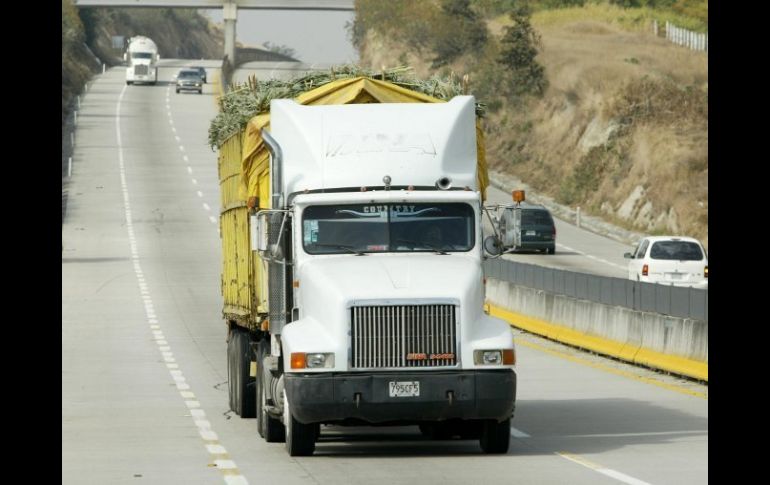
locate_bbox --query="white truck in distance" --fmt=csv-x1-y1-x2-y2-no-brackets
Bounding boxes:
124,36,159,85
250,96,517,456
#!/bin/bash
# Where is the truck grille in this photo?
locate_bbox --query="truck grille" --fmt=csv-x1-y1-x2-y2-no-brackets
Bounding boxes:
134,65,149,75
351,304,457,369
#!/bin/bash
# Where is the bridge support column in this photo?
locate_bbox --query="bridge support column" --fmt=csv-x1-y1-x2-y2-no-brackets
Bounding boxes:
223,2,237,64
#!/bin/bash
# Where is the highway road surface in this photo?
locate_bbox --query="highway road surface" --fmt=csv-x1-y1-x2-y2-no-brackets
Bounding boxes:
62,61,707,484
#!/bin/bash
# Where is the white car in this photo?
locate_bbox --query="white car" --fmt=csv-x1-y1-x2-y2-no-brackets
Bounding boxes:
624,236,708,289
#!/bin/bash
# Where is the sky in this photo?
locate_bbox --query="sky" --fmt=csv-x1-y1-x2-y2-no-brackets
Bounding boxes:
203,9,359,65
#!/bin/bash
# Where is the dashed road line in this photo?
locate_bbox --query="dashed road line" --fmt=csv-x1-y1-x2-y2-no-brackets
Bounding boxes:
115,84,248,485
557,452,652,485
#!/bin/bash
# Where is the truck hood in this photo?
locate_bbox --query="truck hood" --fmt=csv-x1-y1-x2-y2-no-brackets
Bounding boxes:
298,254,483,304
282,254,514,372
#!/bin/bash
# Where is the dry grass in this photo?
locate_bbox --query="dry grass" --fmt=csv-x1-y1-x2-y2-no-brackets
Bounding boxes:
357,6,708,247
487,18,708,245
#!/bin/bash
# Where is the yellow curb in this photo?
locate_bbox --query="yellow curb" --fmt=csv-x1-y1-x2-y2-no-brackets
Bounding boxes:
489,303,707,382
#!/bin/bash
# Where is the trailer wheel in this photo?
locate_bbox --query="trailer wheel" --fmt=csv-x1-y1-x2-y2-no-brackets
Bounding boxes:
256,340,285,442
227,328,255,418
284,391,317,456
479,418,510,454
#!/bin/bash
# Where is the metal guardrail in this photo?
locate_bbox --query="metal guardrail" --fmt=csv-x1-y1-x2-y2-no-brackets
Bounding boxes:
483,259,708,322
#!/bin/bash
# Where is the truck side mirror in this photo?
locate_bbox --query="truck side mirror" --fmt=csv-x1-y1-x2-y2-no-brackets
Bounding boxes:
623,252,633,259
484,235,502,256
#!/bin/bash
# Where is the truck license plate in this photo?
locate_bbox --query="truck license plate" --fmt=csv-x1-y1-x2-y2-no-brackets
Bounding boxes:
389,381,420,397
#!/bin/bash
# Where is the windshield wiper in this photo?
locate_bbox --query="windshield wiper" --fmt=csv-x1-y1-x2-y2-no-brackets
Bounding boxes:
313,243,367,256
395,239,448,255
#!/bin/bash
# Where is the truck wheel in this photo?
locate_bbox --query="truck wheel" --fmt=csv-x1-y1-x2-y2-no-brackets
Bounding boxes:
256,340,285,442
479,418,511,454
284,391,317,456
126,81,133,85
546,246,555,255
227,328,256,418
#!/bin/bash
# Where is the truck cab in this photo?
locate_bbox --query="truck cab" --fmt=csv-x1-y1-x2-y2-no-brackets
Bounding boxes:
251,96,517,455
124,36,159,85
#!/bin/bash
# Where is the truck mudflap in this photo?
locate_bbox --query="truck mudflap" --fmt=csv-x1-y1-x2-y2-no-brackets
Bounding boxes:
284,370,516,424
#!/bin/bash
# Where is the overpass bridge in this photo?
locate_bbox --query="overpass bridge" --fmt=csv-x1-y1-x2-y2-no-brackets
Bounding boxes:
73,0,355,63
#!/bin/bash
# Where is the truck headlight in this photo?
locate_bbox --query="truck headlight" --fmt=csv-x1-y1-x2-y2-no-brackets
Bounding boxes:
291,352,335,369
474,349,515,366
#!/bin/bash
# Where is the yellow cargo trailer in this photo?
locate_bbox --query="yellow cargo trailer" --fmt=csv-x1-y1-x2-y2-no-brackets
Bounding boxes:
216,76,490,330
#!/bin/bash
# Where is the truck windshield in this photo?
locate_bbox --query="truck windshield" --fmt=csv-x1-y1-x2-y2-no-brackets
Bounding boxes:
303,203,475,254
131,52,153,59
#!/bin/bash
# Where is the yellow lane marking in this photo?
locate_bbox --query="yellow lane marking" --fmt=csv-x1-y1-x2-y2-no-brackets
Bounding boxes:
515,337,707,400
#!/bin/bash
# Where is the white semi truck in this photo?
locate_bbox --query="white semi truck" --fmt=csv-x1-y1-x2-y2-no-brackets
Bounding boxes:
218,80,517,457
124,36,159,85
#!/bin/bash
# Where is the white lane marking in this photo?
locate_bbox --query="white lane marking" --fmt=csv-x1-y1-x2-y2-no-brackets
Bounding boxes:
510,427,530,438
175,135,181,142
187,166,193,174
183,155,189,162
191,409,206,418
117,83,246,482
209,216,217,224
197,191,203,197
179,145,185,152
203,203,211,211
557,452,652,485
207,444,227,454
172,126,177,133
191,178,198,185
556,243,627,271
224,476,249,485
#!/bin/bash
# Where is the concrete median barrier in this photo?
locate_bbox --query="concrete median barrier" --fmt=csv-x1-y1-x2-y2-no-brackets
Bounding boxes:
487,279,708,381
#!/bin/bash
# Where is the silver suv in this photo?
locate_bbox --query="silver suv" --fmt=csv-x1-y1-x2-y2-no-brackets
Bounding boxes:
176,69,203,94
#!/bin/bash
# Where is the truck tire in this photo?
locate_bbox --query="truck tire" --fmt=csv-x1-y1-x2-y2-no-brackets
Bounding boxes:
546,246,555,255
126,81,133,85
256,340,285,442
284,391,317,456
479,418,511,454
227,328,256,418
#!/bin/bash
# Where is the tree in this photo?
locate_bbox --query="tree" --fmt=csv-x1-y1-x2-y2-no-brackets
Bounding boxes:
496,4,547,98
431,0,488,68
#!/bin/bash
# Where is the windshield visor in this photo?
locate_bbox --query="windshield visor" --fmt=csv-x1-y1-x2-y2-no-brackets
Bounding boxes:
302,203,475,254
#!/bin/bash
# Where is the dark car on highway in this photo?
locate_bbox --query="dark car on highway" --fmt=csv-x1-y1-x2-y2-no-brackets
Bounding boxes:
498,203,557,254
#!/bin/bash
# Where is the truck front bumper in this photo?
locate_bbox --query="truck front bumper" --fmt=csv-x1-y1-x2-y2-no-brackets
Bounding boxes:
284,369,516,424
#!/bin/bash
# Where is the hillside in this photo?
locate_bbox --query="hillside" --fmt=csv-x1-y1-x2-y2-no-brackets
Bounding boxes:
353,0,708,248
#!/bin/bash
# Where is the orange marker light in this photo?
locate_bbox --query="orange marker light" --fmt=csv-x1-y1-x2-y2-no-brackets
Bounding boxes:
642,264,649,276
512,190,525,203
503,349,515,365
290,352,306,369
293,280,300,288
704,266,708,278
